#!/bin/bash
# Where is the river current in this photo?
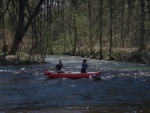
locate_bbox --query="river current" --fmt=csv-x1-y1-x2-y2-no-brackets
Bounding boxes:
0,55,150,113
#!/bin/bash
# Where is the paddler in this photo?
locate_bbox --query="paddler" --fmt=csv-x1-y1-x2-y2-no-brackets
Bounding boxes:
55,60,66,73
81,59,89,73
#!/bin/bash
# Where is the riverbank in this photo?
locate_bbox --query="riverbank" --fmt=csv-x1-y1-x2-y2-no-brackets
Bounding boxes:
64,50,150,64
0,59,41,65
0,50,150,65
0,54,47,65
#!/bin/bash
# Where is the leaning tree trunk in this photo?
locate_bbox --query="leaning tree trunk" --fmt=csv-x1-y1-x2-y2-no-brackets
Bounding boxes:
8,0,45,55
8,0,26,55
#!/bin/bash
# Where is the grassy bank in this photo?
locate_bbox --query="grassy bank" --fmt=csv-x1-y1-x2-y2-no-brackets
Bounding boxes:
63,48,150,64
0,53,46,65
0,47,150,65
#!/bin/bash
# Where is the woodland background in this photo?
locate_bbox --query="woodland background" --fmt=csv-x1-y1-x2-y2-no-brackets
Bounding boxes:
0,0,150,63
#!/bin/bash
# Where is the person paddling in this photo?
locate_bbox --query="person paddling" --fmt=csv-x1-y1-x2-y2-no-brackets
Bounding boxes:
55,60,66,73
81,59,89,73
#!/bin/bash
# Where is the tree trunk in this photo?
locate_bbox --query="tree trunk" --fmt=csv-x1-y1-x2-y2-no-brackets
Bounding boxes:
99,0,103,59
68,2,73,52
73,14,77,55
121,0,125,48
88,0,93,55
48,0,53,55
2,16,7,60
109,0,113,59
72,1,78,55
127,0,134,43
8,0,26,55
8,0,45,55
139,0,146,51
61,0,66,53
146,0,150,46
147,0,150,21
0,0,2,8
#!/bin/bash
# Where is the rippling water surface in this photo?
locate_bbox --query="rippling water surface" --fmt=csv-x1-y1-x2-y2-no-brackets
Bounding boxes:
0,55,150,113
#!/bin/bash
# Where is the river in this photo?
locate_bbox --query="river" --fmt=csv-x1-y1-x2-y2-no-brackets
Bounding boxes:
0,55,150,113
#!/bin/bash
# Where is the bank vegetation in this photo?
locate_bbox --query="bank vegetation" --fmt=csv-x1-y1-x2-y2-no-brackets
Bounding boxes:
0,0,150,64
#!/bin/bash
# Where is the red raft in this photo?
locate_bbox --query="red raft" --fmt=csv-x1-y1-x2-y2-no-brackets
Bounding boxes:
44,70,102,79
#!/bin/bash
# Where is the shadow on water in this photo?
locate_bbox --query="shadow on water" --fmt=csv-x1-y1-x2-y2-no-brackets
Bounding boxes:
0,55,150,113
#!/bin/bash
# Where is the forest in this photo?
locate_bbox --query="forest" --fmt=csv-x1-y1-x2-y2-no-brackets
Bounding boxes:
0,0,150,64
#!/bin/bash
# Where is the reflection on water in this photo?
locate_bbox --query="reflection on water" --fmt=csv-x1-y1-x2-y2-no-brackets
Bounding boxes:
0,55,150,113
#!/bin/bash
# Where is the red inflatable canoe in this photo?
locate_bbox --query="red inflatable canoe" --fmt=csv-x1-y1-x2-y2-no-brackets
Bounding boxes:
44,70,102,79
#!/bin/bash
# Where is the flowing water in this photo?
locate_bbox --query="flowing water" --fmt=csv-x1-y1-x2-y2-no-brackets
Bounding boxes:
0,55,150,113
